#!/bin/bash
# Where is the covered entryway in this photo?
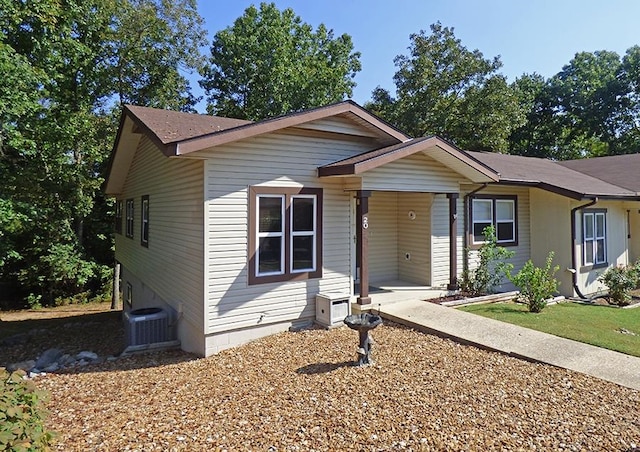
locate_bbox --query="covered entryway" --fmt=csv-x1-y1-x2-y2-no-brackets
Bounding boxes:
319,136,500,306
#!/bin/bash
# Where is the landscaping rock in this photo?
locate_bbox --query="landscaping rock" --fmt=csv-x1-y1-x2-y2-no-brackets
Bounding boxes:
76,351,98,361
35,348,63,369
6,359,36,372
7,348,105,376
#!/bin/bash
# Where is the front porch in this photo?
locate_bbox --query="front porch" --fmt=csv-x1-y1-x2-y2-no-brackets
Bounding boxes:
352,280,453,312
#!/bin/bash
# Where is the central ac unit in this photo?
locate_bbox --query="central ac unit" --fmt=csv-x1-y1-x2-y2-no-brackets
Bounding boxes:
124,307,171,346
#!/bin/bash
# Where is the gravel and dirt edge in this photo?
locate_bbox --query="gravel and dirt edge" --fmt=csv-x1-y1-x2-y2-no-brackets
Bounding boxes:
2,303,639,451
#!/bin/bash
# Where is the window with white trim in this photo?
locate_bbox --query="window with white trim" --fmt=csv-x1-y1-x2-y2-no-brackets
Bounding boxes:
125,199,134,238
583,210,607,266
470,196,517,245
249,187,322,284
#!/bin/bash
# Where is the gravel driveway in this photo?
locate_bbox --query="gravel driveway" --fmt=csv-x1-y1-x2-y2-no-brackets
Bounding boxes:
26,318,640,451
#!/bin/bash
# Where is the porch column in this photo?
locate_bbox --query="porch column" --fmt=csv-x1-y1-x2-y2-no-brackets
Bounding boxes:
356,190,372,305
447,193,459,290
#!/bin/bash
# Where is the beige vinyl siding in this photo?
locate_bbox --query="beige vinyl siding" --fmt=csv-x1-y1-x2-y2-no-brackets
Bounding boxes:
430,195,456,287
201,130,374,336
368,192,399,283
362,153,462,192
575,201,630,295
431,185,532,291
294,116,381,138
398,193,433,284
532,195,640,297
530,190,573,297
116,136,205,353
629,207,640,263
474,186,531,292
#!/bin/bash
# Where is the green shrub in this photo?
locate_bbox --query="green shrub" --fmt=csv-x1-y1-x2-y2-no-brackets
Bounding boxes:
0,370,53,451
598,261,640,306
459,225,514,296
508,252,560,313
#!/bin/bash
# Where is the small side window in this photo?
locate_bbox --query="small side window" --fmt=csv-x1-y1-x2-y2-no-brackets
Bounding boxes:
125,199,134,238
126,282,133,307
115,200,123,234
141,195,149,247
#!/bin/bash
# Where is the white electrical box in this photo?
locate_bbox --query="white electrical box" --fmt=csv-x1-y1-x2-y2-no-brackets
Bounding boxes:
315,292,351,328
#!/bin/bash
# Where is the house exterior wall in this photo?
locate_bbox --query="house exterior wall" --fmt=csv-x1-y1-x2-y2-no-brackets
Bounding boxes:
199,130,375,355
115,136,206,355
530,192,636,297
368,192,399,283
529,190,574,297
361,153,462,192
398,192,433,284
629,207,640,263
431,185,532,291
574,200,630,295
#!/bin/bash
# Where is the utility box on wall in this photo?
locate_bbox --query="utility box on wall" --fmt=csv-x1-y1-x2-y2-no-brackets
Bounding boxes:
315,293,351,329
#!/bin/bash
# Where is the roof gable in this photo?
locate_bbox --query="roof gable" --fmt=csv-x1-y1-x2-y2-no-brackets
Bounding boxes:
105,101,410,194
170,100,409,155
318,136,500,183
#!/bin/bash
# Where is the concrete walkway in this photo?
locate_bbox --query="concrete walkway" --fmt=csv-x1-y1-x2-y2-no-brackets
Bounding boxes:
377,299,640,391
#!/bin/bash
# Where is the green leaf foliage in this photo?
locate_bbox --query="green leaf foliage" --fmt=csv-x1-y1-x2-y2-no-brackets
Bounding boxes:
366,23,526,152
509,48,640,158
459,226,514,296
200,2,361,120
0,370,53,451
508,252,560,313
598,261,640,306
0,0,205,307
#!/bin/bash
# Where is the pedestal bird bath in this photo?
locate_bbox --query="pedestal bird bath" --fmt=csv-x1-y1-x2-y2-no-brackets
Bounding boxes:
343,313,383,366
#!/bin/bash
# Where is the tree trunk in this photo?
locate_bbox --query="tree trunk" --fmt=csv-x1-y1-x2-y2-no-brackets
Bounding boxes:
111,261,120,309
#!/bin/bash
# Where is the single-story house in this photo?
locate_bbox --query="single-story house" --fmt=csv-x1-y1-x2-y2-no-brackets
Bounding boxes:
104,101,640,356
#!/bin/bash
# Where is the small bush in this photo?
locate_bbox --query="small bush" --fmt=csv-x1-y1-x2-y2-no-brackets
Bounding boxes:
598,261,640,306
0,370,53,451
508,252,560,313
459,225,514,296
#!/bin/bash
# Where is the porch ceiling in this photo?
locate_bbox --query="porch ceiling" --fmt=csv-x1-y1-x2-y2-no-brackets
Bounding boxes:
318,136,499,183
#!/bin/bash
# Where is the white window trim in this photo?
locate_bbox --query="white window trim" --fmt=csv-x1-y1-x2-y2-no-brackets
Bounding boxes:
472,198,493,245
495,199,516,244
256,194,285,277
290,194,317,274
583,211,607,266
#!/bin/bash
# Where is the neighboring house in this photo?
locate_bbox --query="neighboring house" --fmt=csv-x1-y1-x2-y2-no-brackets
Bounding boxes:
105,101,640,356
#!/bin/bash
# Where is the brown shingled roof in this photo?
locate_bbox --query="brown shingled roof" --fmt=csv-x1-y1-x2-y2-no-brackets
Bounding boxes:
125,105,252,145
468,151,638,199
559,154,640,193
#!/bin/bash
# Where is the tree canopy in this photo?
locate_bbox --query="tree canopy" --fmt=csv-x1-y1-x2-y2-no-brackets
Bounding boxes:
200,2,362,120
509,48,640,159
0,0,205,307
2,1,640,308
366,23,525,153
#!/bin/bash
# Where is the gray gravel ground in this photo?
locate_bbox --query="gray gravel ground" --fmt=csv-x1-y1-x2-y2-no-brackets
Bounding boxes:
33,321,640,451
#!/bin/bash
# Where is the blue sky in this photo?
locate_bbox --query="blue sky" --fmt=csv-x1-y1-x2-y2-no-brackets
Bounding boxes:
193,0,640,111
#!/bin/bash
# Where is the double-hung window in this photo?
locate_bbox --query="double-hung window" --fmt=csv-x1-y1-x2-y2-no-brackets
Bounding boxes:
249,187,322,284
470,195,517,246
115,200,123,234
125,199,134,238
583,210,607,267
141,195,149,247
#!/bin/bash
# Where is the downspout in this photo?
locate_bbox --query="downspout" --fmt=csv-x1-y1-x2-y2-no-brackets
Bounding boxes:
462,183,489,274
569,197,598,299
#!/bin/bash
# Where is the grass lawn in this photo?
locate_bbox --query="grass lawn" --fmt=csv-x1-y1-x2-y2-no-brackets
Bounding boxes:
459,301,640,358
